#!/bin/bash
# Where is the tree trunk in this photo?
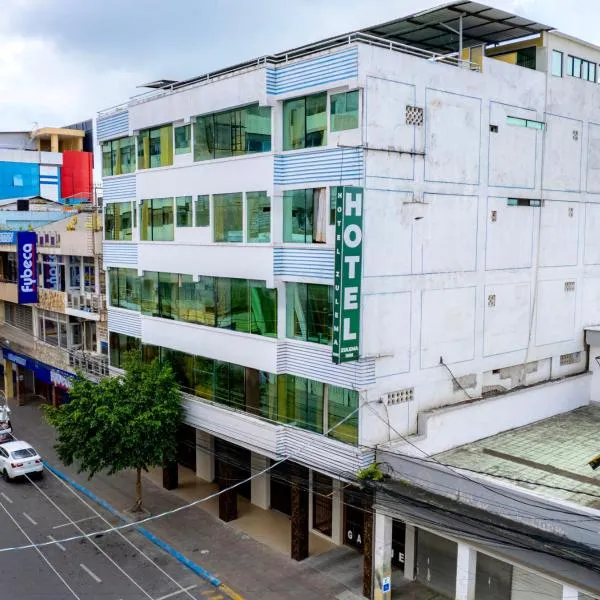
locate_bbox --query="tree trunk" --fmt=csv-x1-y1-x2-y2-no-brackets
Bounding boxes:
131,467,143,513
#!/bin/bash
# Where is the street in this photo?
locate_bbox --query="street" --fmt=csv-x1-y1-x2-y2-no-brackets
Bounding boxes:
0,452,219,599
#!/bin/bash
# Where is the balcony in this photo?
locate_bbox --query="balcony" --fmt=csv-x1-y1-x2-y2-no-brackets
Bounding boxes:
66,292,105,321
67,348,108,378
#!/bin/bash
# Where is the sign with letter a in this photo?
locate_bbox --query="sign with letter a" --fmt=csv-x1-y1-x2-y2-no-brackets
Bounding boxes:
17,231,38,304
332,186,363,364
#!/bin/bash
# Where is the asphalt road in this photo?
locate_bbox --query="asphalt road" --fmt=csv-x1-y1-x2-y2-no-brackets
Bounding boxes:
0,437,219,599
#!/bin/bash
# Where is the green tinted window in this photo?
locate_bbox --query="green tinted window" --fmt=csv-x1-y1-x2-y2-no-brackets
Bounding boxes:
328,386,358,444
214,192,243,242
137,124,173,169
195,195,209,227
104,201,134,241
193,104,271,161
108,268,139,311
330,90,359,131
176,196,193,227
247,191,270,243
174,124,191,154
101,137,135,176
283,92,327,150
286,282,333,345
140,198,174,241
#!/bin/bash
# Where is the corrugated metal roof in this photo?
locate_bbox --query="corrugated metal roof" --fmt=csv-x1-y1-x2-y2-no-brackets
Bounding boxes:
362,1,553,53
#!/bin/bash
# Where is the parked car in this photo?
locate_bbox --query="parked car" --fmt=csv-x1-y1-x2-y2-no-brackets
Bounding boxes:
0,405,12,433
0,441,43,481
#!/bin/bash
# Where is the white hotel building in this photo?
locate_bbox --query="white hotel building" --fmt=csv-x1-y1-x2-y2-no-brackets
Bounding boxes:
99,2,600,598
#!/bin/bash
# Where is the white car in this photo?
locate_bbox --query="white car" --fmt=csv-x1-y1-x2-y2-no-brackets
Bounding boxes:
0,441,43,481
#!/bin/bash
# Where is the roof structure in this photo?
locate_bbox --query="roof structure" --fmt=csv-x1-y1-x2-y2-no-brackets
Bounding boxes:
435,404,600,511
361,1,553,54
135,1,554,95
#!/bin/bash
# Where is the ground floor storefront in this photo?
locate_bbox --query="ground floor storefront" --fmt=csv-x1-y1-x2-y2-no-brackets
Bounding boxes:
1,349,72,407
159,426,600,600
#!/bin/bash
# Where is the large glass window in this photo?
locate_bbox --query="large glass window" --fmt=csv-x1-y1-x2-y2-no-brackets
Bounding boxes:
193,104,271,161
104,201,134,241
195,195,209,227
109,268,140,311
330,90,359,132
283,92,327,150
38,310,68,348
109,332,140,369
328,386,358,444
249,280,277,337
0,253,17,283
101,137,136,176
286,282,333,345
246,191,271,243
140,198,174,241
214,192,243,242
174,124,191,155
126,342,358,443
176,196,193,227
283,188,327,243
137,124,173,169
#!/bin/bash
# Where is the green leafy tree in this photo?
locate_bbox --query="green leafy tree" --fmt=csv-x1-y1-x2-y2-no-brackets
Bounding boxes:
44,351,182,512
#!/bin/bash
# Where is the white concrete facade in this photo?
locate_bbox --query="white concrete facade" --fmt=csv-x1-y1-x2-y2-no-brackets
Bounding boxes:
100,22,600,489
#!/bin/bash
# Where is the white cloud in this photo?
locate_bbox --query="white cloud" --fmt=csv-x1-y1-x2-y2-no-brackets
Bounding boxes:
0,33,147,129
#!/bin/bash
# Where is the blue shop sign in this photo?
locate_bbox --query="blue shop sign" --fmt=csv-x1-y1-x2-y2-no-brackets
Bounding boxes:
0,231,17,244
2,349,74,390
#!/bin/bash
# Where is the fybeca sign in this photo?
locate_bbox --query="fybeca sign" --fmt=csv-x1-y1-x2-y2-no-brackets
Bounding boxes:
17,231,37,304
332,186,363,364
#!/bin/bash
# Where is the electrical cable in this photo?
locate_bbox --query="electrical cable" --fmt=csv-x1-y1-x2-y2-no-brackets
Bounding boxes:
0,401,364,554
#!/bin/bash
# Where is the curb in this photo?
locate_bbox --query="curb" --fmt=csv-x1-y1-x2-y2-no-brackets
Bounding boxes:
44,462,242,598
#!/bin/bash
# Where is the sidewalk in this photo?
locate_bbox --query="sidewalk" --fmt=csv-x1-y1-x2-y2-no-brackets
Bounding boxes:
13,400,364,600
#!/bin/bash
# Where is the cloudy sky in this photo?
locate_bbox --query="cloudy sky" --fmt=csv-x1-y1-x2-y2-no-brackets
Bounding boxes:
0,0,597,130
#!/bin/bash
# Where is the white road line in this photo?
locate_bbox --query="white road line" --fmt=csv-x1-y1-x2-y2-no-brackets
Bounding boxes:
80,563,102,583
47,535,66,552
53,516,98,529
45,468,200,600
22,512,37,525
27,475,154,599
0,503,81,599
155,586,197,600
0,492,12,504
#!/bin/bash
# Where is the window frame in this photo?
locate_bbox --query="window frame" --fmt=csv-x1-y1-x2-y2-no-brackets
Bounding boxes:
137,124,174,170
174,124,191,155
283,92,328,151
551,50,563,77
330,90,359,132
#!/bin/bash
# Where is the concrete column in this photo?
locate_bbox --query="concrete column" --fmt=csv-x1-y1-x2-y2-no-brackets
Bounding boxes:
403,524,416,580
16,365,25,406
456,543,477,600
195,430,214,482
331,479,344,545
562,587,580,600
290,464,309,561
217,459,238,522
373,512,392,600
3,360,13,401
250,453,270,510
50,134,59,153
162,461,178,490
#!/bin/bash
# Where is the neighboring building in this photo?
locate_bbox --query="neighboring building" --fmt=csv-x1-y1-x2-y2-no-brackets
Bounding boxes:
98,2,600,598
0,125,106,407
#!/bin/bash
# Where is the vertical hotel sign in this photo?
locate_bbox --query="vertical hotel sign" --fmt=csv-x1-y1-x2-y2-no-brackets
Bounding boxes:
17,231,38,304
332,186,363,364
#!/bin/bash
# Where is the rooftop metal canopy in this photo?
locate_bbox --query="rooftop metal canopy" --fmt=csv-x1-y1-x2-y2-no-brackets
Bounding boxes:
361,1,554,54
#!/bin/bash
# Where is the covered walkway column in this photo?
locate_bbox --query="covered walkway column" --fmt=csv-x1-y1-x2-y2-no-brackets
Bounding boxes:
456,543,477,600
403,524,416,580
290,463,309,561
250,453,270,510
2,359,13,401
217,456,238,522
195,430,214,482
372,511,392,600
